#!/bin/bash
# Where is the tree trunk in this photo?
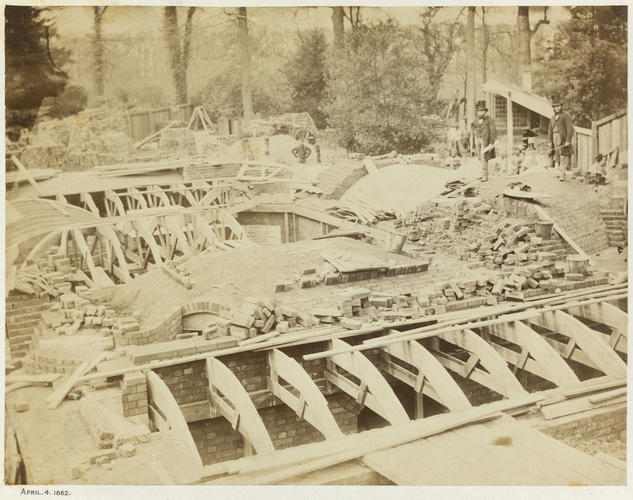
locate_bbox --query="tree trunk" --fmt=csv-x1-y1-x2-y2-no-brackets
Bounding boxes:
331,7,345,50
465,6,476,125
238,6,253,125
93,7,107,102
180,7,196,104
517,6,531,71
481,7,489,84
164,7,187,104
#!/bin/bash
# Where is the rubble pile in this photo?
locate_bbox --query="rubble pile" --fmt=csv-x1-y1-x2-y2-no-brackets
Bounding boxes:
43,292,117,339
15,247,79,298
395,199,498,251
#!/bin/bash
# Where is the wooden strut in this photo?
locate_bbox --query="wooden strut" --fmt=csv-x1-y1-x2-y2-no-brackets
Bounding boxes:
206,358,275,455
267,350,343,440
146,370,203,468
485,321,580,388
326,338,409,425
68,292,627,394
528,310,627,379
380,339,471,411
302,292,628,361
437,329,527,398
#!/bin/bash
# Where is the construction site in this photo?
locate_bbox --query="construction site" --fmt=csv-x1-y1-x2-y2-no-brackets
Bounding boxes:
3,4,630,491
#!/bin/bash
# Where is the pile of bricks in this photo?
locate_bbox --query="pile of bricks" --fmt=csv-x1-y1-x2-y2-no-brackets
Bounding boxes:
44,293,117,338
213,297,305,340
459,221,565,271
18,246,77,297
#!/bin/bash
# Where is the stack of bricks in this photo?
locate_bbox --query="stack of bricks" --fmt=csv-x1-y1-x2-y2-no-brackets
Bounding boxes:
214,297,303,340
5,292,49,358
460,221,565,271
121,371,148,419
19,246,77,297
277,259,431,291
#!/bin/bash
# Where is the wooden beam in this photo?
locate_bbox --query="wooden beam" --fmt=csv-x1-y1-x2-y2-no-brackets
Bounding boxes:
267,350,343,440
529,311,626,378
96,225,132,283
206,358,275,455
485,321,580,388
438,329,526,398
146,370,203,468
566,302,627,353
327,338,409,425
11,155,44,195
72,229,98,278
132,218,164,265
381,340,471,411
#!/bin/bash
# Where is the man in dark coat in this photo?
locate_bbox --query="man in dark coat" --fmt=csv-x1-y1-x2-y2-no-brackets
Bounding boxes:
548,101,575,181
473,101,496,182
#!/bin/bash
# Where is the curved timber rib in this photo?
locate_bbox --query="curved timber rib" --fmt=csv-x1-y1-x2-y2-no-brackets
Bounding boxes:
529,310,626,378
268,349,343,440
381,339,471,411
438,329,527,398
566,302,628,354
485,321,580,387
206,358,275,455
146,370,203,468
326,338,409,425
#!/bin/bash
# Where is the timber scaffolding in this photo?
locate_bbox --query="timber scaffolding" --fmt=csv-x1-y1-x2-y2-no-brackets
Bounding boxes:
39,282,625,485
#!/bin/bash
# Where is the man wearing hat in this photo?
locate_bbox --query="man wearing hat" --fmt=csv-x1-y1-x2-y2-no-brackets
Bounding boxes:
473,100,496,182
548,101,575,181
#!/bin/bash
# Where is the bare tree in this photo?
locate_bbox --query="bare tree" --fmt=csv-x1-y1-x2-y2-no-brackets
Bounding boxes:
480,7,489,84
465,7,476,124
163,6,196,104
93,6,107,101
237,7,253,124
415,7,464,100
516,6,549,73
343,7,362,31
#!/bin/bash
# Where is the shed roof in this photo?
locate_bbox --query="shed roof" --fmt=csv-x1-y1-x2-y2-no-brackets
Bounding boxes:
483,80,554,120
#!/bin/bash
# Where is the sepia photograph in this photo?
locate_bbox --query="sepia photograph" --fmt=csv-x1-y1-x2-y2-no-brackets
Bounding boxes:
3,1,630,493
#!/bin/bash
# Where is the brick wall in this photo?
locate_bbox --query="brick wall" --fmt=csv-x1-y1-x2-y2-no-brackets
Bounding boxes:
114,307,182,346
189,392,360,465
121,371,148,418
540,406,626,441
153,360,208,405
5,292,49,358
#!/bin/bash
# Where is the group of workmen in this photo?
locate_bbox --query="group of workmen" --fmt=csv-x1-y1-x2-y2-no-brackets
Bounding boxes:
449,98,606,184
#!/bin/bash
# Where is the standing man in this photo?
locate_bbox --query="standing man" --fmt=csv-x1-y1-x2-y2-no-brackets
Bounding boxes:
548,101,575,181
474,101,496,182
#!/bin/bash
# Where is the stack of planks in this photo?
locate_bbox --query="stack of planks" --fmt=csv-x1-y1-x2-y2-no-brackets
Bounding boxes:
95,157,210,178
327,195,395,224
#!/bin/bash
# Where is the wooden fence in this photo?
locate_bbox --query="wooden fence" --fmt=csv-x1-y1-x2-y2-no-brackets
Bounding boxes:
592,109,627,162
126,103,194,142
573,127,592,173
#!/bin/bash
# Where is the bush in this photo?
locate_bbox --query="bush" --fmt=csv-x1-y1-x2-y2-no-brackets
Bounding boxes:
47,84,88,119
326,22,440,155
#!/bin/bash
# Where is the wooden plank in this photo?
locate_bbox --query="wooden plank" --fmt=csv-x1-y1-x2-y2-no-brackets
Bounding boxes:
439,329,526,398
567,302,627,340
530,311,626,378
268,349,343,439
207,358,275,455
146,370,203,467
328,338,409,425
46,353,106,409
486,321,580,387
382,340,471,411
541,393,626,420
11,155,44,195
6,374,61,385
